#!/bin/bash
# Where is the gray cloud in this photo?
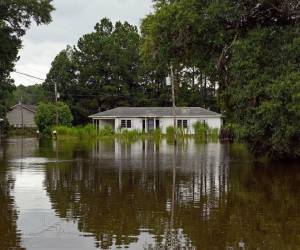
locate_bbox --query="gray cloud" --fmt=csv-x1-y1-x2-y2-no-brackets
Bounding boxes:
11,0,153,86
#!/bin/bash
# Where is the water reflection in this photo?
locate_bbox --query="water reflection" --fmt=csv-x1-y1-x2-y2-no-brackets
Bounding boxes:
45,139,300,249
0,138,299,249
0,139,24,249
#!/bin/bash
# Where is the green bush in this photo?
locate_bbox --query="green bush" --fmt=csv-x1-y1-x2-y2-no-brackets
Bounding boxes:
55,126,72,135
35,102,73,134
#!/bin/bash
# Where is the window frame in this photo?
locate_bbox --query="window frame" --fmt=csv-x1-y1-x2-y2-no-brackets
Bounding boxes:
121,119,132,129
177,120,182,128
183,120,188,129
121,120,127,129
126,120,132,129
177,119,188,129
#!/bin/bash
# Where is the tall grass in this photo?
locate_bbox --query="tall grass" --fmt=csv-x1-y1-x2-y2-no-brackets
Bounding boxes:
193,122,208,142
54,123,220,142
166,126,175,138
149,128,163,141
54,124,113,139
166,126,175,143
166,125,183,135
193,122,220,142
206,128,219,142
117,129,141,142
98,125,114,137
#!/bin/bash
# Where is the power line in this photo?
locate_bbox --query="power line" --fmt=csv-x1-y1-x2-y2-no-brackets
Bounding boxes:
13,73,39,85
13,71,45,81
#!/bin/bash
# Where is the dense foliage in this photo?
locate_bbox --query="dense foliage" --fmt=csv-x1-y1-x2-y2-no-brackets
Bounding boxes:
43,19,142,124
44,18,218,125
0,0,54,129
35,102,73,134
141,0,300,159
6,84,46,106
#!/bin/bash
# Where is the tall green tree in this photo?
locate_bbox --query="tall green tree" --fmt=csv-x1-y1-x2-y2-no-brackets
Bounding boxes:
44,18,142,124
141,0,300,159
0,0,54,119
140,0,218,110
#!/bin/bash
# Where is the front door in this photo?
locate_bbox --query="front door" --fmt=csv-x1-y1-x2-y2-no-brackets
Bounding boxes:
155,119,160,129
142,119,146,132
147,119,155,131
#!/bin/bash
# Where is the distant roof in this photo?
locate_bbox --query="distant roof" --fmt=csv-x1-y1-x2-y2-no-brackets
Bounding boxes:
90,107,221,118
10,104,37,113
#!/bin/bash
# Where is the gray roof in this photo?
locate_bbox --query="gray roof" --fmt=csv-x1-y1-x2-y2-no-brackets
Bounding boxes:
90,107,221,118
11,104,37,113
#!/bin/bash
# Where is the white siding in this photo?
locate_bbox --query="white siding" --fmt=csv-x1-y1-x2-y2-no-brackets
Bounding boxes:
161,117,222,134
115,118,143,132
94,116,222,134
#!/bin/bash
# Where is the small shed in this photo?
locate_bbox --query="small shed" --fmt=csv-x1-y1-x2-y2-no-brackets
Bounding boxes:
7,103,37,128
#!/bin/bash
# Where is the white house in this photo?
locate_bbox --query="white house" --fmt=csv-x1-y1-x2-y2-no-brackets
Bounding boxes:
89,107,222,134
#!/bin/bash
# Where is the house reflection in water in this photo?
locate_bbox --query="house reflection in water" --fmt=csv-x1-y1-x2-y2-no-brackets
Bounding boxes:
89,139,229,248
92,139,229,211
44,139,300,249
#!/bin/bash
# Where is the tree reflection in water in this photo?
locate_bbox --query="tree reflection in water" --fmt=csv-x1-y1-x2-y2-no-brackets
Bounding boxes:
44,139,300,249
0,139,24,249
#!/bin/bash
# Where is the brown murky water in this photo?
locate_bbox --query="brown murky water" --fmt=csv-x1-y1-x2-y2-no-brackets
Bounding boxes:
0,137,299,250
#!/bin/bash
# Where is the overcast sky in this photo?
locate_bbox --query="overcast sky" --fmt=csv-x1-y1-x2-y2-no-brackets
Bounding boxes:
11,0,153,86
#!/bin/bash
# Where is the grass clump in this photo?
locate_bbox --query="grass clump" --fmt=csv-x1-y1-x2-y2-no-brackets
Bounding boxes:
98,125,114,137
193,122,208,141
54,124,114,139
166,126,176,143
208,128,220,142
149,128,163,141
118,129,141,142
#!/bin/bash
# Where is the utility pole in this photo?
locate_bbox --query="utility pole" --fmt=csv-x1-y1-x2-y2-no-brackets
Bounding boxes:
0,118,3,144
20,97,24,132
54,82,58,126
170,65,177,249
171,65,177,146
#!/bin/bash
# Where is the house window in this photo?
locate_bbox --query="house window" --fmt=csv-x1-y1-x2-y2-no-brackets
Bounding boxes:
177,120,182,128
121,120,126,128
177,120,188,129
127,120,132,128
121,120,132,129
183,120,188,129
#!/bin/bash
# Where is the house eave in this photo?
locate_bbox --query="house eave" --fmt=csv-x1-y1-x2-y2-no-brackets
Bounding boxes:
89,115,222,119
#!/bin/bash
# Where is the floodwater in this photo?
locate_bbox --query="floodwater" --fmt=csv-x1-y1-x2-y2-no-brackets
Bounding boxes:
0,138,299,250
